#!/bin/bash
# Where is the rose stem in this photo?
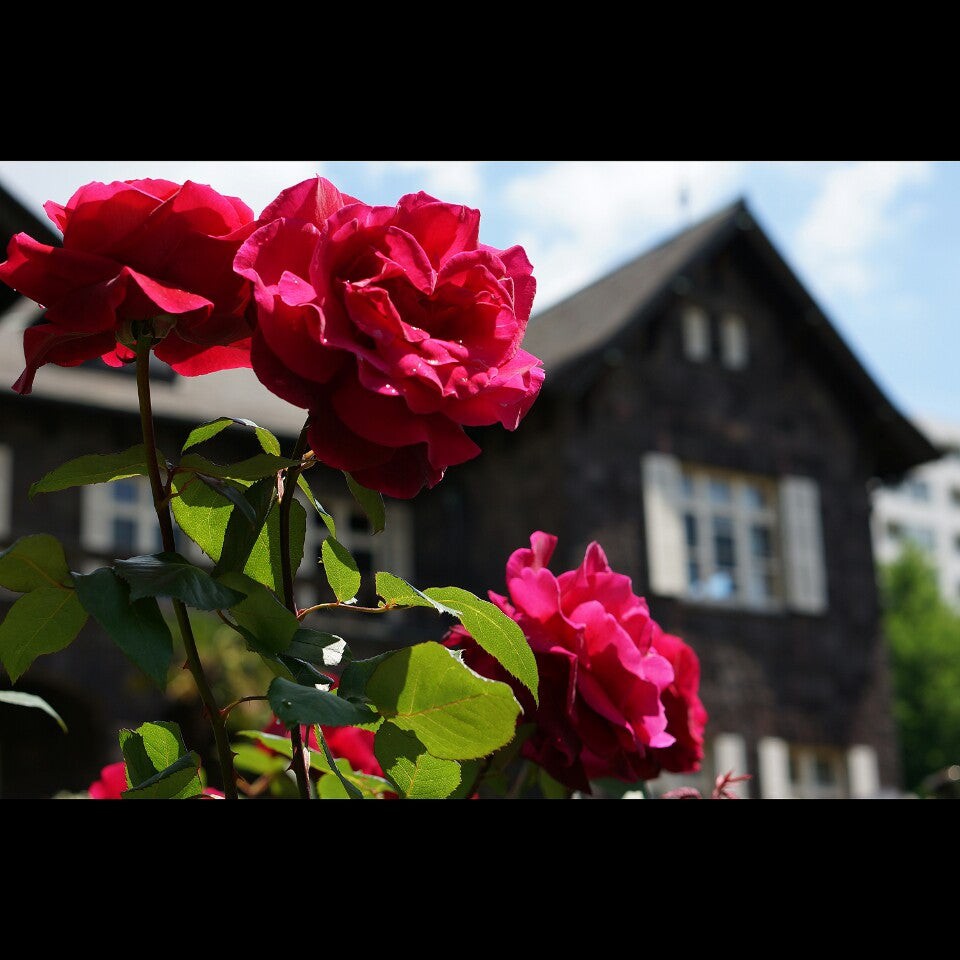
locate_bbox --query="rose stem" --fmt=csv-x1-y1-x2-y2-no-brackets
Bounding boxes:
279,420,313,800
135,335,239,800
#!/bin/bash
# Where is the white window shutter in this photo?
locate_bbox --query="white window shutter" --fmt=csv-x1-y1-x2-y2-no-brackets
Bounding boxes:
720,313,748,369
758,736,793,799
847,745,880,799
682,306,710,361
642,452,686,597
0,445,11,540
779,476,828,614
713,733,749,796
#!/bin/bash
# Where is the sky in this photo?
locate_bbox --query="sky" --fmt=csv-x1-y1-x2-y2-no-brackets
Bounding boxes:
0,160,955,431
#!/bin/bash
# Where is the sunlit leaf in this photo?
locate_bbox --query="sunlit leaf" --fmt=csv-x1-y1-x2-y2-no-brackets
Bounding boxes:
425,586,538,704
321,537,360,603
366,642,521,760
374,723,461,799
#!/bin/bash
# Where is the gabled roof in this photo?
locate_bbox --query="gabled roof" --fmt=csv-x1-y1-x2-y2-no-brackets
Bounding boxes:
523,198,939,478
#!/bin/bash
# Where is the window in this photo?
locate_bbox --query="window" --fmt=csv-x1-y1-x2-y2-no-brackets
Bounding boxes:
887,521,936,552
643,452,827,613
677,466,781,607
681,306,710,361
0,445,11,542
681,304,749,368
720,312,748,369
758,738,877,798
950,487,960,507
81,478,196,558
899,478,930,502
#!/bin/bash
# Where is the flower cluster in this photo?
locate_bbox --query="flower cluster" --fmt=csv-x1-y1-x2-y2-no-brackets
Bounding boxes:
0,176,544,498
446,532,707,792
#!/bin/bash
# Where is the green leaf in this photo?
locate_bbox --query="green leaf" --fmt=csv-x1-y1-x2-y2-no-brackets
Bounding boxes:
0,587,87,682
181,417,236,452
29,444,162,498
425,586,539,705
375,572,460,615
196,474,258,524
337,652,393,703
114,552,246,610
374,723,461,799
0,534,73,592
279,657,335,688
172,478,304,594
286,628,350,668
171,475,233,562
74,568,173,688
181,416,282,456
122,755,204,799
345,472,385,534
297,475,336,536
213,478,276,577
119,721,202,799
246,498,305,593
321,537,361,603
217,573,298,654
231,742,290,778
0,690,67,732
269,677,376,728
366,642,522,760
180,452,298,482
315,727,363,799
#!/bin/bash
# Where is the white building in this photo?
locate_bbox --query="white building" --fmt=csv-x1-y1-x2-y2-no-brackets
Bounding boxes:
872,418,957,603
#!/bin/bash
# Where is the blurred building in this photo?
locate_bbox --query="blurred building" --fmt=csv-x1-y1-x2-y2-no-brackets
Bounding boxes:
414,198,938,798
871,418,959,603
0,185,940,798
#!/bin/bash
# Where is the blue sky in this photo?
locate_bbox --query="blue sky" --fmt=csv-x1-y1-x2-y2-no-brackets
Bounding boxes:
0,160,953,428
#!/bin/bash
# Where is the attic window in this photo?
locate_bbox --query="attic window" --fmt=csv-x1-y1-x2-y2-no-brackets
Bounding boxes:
720,313,748,369
681,306,710,361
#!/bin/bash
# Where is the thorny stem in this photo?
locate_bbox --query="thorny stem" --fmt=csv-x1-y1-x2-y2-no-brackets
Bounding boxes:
135,336,238,800
221,695,269,719
297,601,394,620
280,420,313,800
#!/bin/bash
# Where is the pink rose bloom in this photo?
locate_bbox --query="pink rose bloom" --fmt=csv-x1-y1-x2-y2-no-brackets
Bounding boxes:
235,178,544,498
0,179,257,393
87,760,223,798
446,532,707,791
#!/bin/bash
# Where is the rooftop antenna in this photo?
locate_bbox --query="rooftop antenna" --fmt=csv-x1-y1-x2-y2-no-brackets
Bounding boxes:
679,173,691,224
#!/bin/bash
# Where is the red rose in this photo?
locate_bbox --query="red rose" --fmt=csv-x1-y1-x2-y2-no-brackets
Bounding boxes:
235,178,544,498
0,179,257,393
261,716,384,778
446,532,707,791
87,761,127,799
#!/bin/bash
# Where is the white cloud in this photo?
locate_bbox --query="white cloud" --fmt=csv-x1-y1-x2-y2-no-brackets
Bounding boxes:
794,161,932,298
501,161,745,308
360,161,484,206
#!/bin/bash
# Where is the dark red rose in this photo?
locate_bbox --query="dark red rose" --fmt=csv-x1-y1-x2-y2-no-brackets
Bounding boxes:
0,179,257,393
446,532,707,791
235,178,544,498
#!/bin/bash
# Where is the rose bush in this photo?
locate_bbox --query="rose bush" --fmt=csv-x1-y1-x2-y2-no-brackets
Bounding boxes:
0,179,257,393
445,532,707,791
235,178,544,498
88,761,224,799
